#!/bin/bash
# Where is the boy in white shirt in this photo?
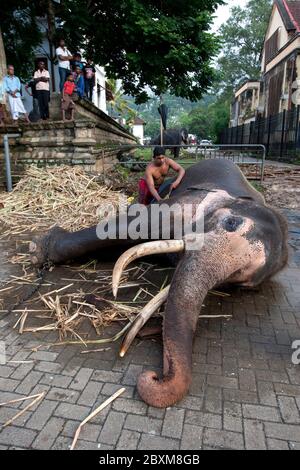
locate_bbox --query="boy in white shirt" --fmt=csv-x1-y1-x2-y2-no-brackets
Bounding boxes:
56,39,73,92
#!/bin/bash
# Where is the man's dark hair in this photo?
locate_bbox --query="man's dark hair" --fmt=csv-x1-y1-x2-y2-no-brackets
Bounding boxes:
66,73,73,79
153,146,165,158
75,52,81,58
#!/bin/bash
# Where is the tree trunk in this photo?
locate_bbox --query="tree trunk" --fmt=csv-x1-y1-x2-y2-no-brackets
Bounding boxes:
0,27,7,106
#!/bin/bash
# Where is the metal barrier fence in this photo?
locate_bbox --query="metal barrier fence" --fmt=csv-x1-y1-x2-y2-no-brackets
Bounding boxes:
102,144,266,183
220,106,300,163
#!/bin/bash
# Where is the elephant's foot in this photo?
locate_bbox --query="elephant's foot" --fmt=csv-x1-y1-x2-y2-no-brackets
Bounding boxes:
29,226,68,267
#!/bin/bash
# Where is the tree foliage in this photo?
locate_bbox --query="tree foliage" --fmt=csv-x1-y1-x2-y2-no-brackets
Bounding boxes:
217,0,272,98
1,0,222,102
0,1,43,78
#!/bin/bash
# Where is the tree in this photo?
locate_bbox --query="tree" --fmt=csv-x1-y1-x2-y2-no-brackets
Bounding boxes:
217,0,272,98
106,79,137,124
1,0,222,102
0,2,43,79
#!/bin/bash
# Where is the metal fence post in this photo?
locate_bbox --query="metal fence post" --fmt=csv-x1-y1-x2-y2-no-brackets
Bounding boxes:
3,134,13,193
280,109,286,160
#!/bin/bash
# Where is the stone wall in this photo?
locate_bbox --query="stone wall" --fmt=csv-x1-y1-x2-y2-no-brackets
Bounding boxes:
0,95,136,188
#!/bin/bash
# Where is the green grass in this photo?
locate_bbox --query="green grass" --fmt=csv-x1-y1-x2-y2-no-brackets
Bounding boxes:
251,182,263,193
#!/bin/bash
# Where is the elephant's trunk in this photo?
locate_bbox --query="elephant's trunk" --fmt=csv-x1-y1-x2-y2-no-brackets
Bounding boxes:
137,244,233,408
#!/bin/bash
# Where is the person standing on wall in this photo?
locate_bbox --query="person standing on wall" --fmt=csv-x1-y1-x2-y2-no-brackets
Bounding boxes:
3,65,30,123
25,77,40,122
34,61,50,120
56,39,73,92
84,58,96,101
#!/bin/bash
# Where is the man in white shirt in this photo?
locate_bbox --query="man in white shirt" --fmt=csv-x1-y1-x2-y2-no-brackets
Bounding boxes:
56,39,73,92
34,61,50,120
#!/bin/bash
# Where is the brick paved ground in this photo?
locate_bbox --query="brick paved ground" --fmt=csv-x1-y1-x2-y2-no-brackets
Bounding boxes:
0,209,299,450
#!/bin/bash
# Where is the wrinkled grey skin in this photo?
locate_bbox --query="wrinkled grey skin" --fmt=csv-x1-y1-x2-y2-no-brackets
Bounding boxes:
30,160,288,408
151,128,189,158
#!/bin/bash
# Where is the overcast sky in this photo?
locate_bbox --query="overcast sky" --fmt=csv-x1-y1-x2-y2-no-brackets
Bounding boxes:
213,0,248,32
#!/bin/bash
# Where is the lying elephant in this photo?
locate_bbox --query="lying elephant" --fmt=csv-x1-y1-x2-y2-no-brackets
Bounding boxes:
29,159,288,408
151,128,188,159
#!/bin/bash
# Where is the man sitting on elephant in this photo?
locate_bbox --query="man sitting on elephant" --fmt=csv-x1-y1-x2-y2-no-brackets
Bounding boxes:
139,146,186,205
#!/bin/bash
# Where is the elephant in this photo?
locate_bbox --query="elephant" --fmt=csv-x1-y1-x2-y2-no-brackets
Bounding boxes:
151,128,189,159
29,159,288,408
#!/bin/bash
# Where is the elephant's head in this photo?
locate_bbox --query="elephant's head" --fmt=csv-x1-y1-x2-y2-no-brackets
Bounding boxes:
181,128,189,145
113,198,288,408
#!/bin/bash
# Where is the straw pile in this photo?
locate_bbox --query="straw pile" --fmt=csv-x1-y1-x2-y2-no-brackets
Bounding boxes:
0,165,121,237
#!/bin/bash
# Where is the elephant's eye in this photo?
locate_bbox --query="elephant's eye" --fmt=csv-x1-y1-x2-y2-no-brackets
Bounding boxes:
222,216,244,232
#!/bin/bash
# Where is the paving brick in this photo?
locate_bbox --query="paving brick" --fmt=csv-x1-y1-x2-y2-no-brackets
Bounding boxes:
0,426,37,447
34,361,61,374
54,403,90,421
0,366,14,378
91,370,123,384
0,377,18,392
25,399,58,431
70,368,93,391
264,422,300,442
244,419,267,450
47,387,80,403
185,410,222,429
257,381,277,406
51,436,72,450
278,395,300,424
242,404,281,422
15,371,43,395
101,382,134,398
223,402,243,433
77,381,102,407
239,369,257,392
10,363,34,381
274,383,300,397
203,428,244,450
0,407,31,426
138,434,179,450
124,414,162,434
223,389,258,404
162,408,185,439
31,417,64,450
207,374,238,389
122,365,144,386
267,438,290,450
30,351,58,362
99,411,126,445
112,397,147,415
180,424,203,450
117,430,141,450
203,385,222,413
40,374,72,388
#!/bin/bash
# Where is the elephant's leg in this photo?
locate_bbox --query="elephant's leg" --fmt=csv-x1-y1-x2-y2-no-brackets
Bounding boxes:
174,146,180,159
29,204,182,267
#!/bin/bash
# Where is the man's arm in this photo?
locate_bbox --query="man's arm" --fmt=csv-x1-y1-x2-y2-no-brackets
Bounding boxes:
167,158,186,189
145,168,162,202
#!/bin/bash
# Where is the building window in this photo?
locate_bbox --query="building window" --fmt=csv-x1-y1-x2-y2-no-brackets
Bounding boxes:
265,29,279,65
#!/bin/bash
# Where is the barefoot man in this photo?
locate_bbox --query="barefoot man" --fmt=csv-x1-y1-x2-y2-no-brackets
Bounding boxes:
139,146,185,205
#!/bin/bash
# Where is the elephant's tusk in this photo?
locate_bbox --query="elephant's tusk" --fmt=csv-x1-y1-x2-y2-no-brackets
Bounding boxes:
120,285,170,357
112,240,184,298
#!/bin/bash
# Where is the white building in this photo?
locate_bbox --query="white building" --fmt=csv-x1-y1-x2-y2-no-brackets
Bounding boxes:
21,17,107,115
131,117,146,144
